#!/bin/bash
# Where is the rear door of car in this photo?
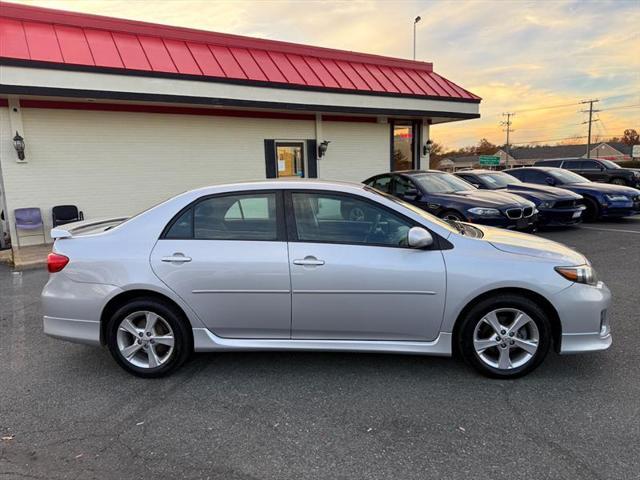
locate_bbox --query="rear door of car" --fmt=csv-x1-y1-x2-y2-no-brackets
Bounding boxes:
285,190,447,341
150,190,291,339
562,159,589,178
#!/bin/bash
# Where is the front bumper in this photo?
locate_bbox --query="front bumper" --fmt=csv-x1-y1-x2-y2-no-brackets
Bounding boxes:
467,213,537,230
538,206,586,226
553,281,612,354
600,201,640,218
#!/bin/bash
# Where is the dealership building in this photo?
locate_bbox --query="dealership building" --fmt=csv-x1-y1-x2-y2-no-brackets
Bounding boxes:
0,1,480,247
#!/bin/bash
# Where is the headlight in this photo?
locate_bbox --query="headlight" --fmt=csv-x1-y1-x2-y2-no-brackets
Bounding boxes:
604,194,629,202
468,207,500,216
555,265,598,285
538,201,554,209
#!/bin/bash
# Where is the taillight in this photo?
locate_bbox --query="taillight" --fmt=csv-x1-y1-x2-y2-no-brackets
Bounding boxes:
47,253,69,273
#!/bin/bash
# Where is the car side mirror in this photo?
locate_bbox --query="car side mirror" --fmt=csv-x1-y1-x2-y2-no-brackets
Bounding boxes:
545,177,555,186
471,183,481,189
407,227,433,249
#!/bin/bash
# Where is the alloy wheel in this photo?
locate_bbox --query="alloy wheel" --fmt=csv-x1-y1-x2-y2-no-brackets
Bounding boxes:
116,311,175,369
472,308,539,370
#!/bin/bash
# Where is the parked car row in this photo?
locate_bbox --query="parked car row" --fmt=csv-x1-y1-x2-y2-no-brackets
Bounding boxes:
360,167,640,229
533,157,640,188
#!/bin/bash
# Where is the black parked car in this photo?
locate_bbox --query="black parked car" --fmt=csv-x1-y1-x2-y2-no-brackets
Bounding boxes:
504,167,640,221
362,170,537,230
534,158,640,188
454,169,585,227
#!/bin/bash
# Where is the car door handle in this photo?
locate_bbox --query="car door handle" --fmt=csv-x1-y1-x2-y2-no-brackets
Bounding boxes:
293,257,325,266
161,253,192,263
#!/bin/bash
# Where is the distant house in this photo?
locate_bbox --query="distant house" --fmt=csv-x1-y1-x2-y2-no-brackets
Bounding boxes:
496,142,632,166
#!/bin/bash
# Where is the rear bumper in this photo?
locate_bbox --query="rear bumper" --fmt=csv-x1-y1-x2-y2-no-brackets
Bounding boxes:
43,316,101,346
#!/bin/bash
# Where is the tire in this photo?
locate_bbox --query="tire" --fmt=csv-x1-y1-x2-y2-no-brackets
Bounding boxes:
106,298,192,378
457,294,551,379
610,178,627,186
582,197,600,222
439,210,466,222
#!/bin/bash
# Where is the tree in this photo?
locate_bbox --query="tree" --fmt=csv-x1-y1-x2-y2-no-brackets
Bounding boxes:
621,129,639,145
475,138,498,155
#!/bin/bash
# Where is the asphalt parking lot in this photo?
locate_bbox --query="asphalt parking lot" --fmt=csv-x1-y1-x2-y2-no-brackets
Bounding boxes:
1,218,639,480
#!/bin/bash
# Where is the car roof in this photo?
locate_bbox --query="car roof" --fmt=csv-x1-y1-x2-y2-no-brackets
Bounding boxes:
454,169,504,175
183,179,368,196
505,166,557,171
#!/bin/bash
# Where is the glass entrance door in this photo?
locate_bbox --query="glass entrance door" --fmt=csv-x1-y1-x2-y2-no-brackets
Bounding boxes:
275,142,305,178
392,121,418,171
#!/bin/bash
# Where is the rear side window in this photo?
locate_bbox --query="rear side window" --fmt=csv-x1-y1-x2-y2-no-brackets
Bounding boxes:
164,192,279,241
580,160,602,170
536,160,562,167
563,160,581,169
367,176,392,193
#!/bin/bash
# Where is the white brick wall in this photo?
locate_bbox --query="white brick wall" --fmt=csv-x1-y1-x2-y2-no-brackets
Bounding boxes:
0,107,390,245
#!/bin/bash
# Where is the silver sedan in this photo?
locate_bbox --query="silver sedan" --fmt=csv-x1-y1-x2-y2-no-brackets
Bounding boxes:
42,180,611,378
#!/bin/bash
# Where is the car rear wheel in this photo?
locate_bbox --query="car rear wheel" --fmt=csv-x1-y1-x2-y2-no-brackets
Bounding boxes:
610,178,627,186
458,294,551,379
106,299,192,378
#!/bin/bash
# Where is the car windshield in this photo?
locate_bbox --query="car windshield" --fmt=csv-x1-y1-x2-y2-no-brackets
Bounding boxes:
478,172,522,188
366,187,459,234
600,159,621,169
550,169,590,184
411,173,475,193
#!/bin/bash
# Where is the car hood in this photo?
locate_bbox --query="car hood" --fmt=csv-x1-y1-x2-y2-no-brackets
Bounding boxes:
476,224,586,264
432,189,533,208
564,182,640,196
505,183,582,201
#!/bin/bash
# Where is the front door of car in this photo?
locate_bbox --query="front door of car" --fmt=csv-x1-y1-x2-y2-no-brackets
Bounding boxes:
150,191,291,339
393,175,440,215
580,160,608,182
286,191,446,341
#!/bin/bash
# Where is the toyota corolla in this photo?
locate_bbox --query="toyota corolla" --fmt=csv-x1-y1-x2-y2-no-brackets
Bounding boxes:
42,180,611,379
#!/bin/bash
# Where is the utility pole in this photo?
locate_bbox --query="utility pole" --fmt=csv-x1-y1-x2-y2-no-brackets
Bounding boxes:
500,113,515,169
413,16,421,60
580,99,600,158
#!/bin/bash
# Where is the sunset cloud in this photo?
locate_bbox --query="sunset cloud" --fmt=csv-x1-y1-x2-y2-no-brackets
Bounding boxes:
8,0,640,149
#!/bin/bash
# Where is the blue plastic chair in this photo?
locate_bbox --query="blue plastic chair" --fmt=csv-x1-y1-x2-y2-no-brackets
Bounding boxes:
14,207,46,246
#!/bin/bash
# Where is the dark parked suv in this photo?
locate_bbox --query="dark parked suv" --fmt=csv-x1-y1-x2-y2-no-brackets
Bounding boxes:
534,158,640,188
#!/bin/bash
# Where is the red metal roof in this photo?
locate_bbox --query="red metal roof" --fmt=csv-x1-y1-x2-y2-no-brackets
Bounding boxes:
0,1,480,102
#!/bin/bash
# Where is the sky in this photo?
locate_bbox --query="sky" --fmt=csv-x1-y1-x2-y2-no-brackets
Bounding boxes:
8,0,640,150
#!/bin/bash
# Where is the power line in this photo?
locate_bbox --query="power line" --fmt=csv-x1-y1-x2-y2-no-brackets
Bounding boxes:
511,135,588,145
512,101,581,114
599,104,640,111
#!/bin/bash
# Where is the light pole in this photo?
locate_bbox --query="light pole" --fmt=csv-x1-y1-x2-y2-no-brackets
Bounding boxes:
413,16,421,60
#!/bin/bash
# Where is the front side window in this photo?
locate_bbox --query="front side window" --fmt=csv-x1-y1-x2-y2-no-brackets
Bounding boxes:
393,176,418,196
411,173,474,193
165,193,278,241
478,172,522,188
580,160,602,170
291,193,412,247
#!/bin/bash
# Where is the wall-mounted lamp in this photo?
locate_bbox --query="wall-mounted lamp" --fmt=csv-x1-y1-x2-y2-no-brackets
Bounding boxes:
423,139,433,156
13,131,25,160
318,140,331,158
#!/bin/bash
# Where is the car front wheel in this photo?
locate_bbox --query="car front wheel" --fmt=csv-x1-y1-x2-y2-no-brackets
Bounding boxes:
458,294,551,378
106,299,192,378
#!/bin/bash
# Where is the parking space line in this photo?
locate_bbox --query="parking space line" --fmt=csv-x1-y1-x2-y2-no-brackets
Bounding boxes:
580,226,640,234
